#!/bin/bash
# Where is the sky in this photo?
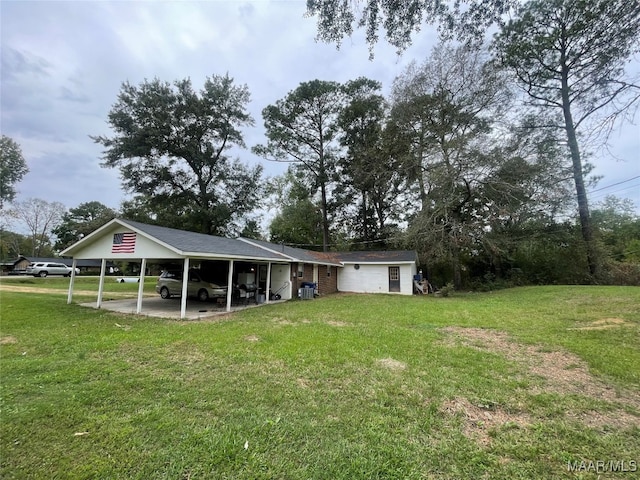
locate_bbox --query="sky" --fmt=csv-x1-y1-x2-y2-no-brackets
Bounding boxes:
1,0,639,229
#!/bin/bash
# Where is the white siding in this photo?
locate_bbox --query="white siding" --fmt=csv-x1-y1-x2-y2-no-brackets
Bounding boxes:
71,228,181,260
337,263,415,295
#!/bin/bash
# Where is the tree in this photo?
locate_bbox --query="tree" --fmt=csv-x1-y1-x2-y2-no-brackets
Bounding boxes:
592,195,640,263
393,44,572,288
52,201,117,251
390,45,511,287
0,230,36,261
0,135,29,209
93,74,262,236
337,78,404,247
9,198,65,257
267,169,324,248
493,0,640,277
306,0,518,55
254,80,344,251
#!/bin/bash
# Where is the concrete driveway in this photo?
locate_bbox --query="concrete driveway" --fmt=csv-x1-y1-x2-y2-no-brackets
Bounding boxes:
80,296,268,320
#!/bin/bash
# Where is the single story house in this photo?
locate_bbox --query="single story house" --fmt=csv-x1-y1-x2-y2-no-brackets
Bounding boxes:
6,256,115,275
60,218,418,318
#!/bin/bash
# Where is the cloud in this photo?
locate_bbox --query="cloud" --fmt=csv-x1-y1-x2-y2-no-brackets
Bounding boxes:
0,0,637,217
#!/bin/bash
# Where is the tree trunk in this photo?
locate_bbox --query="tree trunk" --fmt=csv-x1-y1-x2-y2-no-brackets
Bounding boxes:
320,180,330,252
361,189,369,241
560,61,598,277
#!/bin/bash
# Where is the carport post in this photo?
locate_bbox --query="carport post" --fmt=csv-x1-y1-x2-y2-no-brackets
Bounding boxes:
67,258,78,304
136,258,147,314
97,258,107,309
180,258,190,319
226,259,234,312
265,262,272,304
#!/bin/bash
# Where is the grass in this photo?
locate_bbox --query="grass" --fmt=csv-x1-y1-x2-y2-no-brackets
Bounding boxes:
1,285,639,479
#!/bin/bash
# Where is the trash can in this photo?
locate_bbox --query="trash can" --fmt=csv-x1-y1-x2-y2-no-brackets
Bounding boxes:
257,294,266,304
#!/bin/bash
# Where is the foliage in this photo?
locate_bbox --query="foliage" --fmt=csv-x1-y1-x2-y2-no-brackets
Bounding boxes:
336,78,404,248
267,169,324,248
6,198,65,257
2,286,639,478
393,44,571,289
306,0,519,56
0,230,52,261
93,74,262,236
52,201,117,251
493,0,640,277
0,135,29,209
592,195,640,263
254,80,344,251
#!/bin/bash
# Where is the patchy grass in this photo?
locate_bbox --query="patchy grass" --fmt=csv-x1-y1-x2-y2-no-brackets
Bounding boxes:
1,286,638,479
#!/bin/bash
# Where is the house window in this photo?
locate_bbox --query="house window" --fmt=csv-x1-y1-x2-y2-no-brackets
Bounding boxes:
297,264,304,278
327,268,331,277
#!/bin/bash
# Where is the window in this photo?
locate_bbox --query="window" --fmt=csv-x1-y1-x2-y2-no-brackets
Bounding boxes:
389,267,400,281
297,263,304,278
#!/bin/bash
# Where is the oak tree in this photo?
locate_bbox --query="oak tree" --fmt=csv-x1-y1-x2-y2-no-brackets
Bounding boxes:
93,74,262,236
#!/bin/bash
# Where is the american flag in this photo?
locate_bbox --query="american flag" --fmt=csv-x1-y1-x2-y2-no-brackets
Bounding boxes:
112,232,136,253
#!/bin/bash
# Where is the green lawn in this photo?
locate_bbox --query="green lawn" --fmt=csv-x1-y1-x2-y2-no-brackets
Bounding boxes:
1,286,639,479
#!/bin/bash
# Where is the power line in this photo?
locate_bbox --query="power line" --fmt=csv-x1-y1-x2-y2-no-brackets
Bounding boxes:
589,175,640,193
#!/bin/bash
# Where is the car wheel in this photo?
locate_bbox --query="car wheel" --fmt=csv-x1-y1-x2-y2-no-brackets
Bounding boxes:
39,271,48,278
197,289,209,302
160,287,171,299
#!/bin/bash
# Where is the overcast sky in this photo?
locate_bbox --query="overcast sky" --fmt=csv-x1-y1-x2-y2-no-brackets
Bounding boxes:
2,0,639,225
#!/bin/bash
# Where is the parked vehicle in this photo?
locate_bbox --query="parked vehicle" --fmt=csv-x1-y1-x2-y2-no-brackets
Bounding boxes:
155,269,227,301
26,262,79,277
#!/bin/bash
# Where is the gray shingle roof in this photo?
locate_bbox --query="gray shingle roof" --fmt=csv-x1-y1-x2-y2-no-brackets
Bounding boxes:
121,220,291,261
239,238,343,265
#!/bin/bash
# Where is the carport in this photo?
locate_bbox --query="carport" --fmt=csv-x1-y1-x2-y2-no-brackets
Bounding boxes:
61,219,292,319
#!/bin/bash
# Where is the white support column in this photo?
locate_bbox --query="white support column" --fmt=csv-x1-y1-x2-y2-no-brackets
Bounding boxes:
97,258,107,309
265,262,272,304
225,259,234,312
136,258,147,314
180,258,190,320
67,258,78,304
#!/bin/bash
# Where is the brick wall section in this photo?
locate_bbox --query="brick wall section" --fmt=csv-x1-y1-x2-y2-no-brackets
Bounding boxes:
290,263,337,296
290,263,314,293
318,265,338,295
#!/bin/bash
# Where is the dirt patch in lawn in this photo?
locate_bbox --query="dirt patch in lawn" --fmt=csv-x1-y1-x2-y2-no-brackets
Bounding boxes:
441,327,640,438
377,357,407,371
0,335,18,345
568,317,631,330
442,397,530,446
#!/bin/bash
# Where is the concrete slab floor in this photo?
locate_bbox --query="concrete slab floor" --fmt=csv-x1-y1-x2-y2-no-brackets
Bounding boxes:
79,296,276,320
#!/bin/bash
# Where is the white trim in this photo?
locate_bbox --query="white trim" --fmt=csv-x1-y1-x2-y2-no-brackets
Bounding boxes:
226,260,234,312
97,258,107,308
136,259,146,314
180,258,190,319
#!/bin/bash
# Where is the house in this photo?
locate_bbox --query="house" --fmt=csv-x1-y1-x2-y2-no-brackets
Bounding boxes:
335,251,419,295
60,218,418,318
5,256,115,275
